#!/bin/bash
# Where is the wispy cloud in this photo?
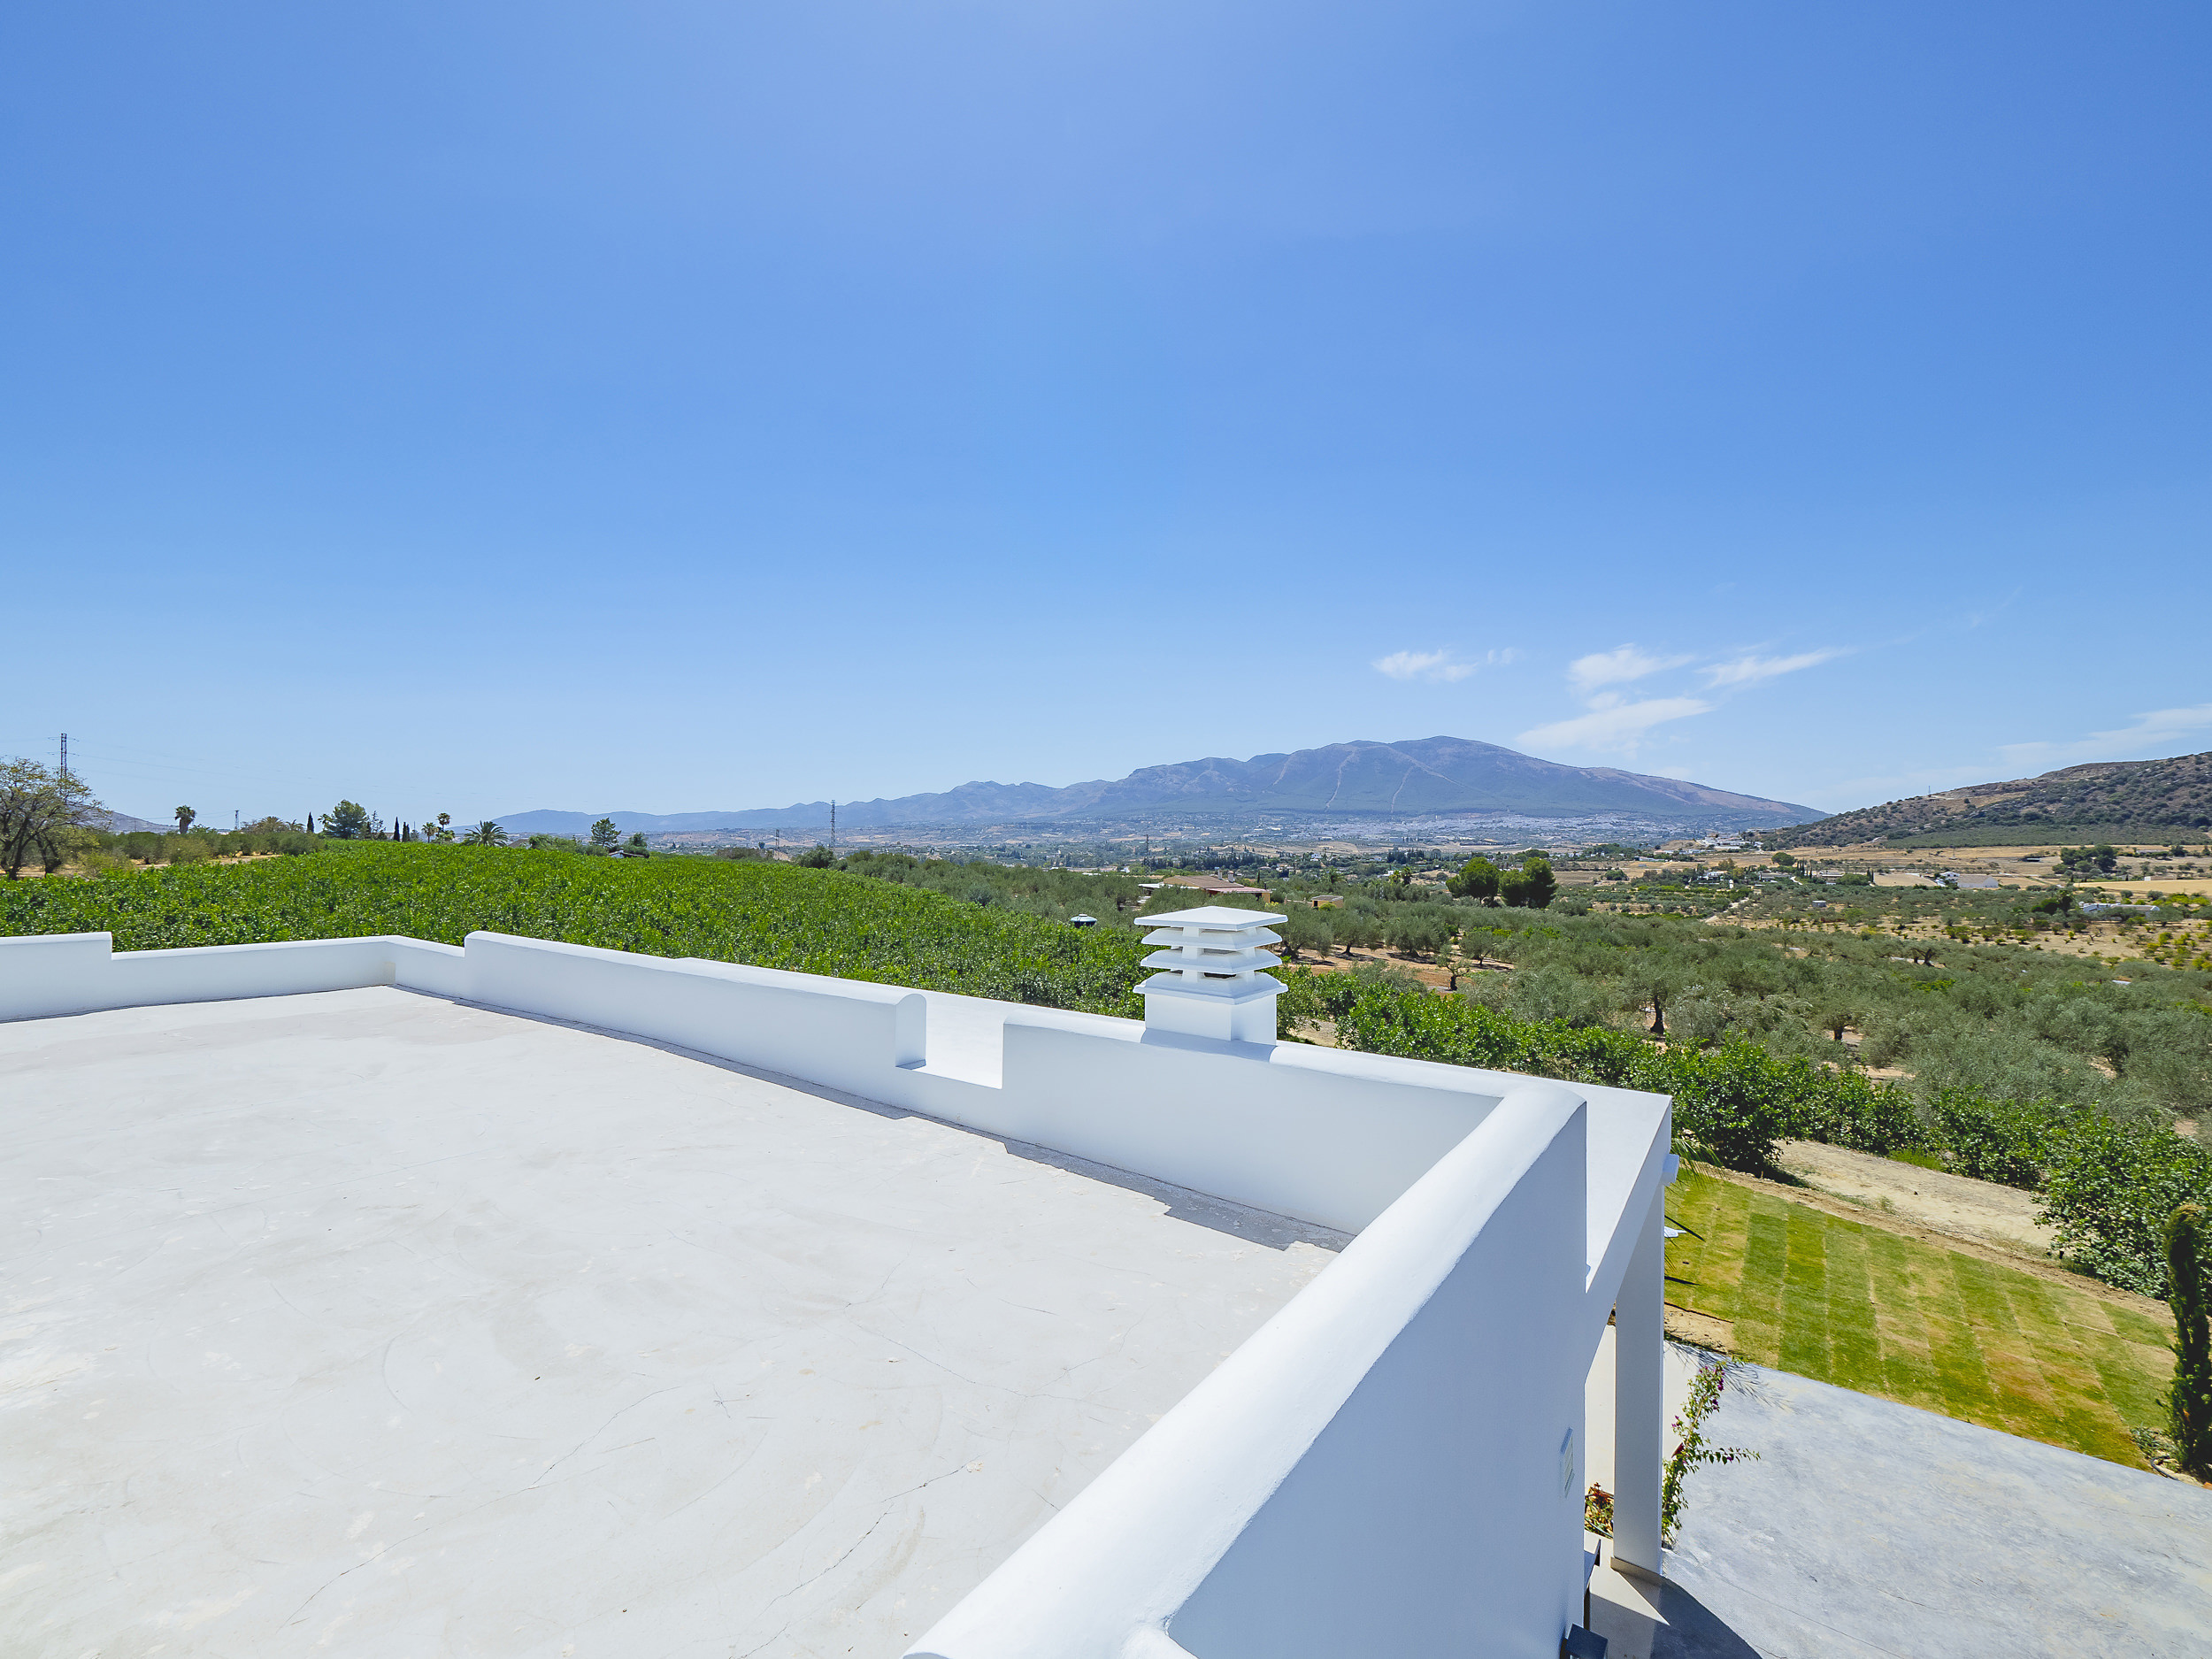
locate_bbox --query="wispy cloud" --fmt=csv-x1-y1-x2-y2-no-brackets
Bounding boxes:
1521,695,1713,753
1701,648,1846,688
2093,703,2212,746
2000,703,2212,771
1372,648,1519,684
1567,645,1692,695
1526,638,1846,757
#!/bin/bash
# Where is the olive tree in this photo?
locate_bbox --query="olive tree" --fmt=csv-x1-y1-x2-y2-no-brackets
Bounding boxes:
1,759,104,879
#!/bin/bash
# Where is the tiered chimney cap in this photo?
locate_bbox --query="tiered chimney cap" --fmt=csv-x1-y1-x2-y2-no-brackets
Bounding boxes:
1136,905,1288,1043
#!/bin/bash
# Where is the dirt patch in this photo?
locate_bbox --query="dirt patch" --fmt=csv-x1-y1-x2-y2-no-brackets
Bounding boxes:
1663,1306,1733,1348
1278,945,1461,988
1774,1141,2055,1256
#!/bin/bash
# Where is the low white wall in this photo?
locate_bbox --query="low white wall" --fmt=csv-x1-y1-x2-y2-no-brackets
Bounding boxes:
0,931,442,1019
3,929,1667,1658
987,1022,1502,1233
903,1082,1592,1659
462,934,926,1098
2,931,1666,1241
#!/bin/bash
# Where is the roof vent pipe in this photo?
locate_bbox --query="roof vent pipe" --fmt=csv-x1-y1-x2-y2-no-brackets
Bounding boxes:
1136,905,1288,1043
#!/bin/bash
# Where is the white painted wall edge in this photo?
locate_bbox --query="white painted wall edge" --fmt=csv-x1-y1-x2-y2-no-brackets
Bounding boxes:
3,930,1672,1655
901,1081,1589,1659
0,927,1668,1256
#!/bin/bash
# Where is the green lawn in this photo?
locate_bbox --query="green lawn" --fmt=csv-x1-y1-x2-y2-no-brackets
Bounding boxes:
1665,1163,2176,1470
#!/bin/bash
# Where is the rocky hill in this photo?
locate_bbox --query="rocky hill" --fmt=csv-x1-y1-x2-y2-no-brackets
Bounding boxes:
1770,750,2212,848
501,736,1818,838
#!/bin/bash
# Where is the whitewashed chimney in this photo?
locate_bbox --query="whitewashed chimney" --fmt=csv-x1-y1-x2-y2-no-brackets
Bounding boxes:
1137,904,1288,1042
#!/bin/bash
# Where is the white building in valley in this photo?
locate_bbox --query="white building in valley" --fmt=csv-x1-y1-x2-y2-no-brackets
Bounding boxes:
1,907,1672,1658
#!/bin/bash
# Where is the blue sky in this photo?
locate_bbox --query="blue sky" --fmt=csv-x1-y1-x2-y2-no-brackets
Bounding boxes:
4,2,2207,825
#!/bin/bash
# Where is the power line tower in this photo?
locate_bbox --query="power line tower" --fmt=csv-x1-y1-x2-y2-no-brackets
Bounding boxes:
830,801,837,859
58,733,68,777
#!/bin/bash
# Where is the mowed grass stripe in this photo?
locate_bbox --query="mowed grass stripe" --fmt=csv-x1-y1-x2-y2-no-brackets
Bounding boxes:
1664,1165,2174,1471
1776,1205,1833,1379
1863,1230,1943,1415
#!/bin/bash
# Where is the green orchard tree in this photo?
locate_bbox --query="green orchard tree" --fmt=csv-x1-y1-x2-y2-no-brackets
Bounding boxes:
1449,856,1501,903
2166,1204,2210,1476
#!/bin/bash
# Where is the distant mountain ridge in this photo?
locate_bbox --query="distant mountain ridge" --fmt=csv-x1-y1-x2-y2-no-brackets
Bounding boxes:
1770,749,2212,848
498,736,1821,837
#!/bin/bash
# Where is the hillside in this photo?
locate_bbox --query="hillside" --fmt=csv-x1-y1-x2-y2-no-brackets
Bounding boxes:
501,736,1820,837
1770,750,2212,848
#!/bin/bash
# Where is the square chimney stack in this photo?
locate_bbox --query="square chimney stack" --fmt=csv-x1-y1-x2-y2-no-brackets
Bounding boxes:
1136,905,1288,1043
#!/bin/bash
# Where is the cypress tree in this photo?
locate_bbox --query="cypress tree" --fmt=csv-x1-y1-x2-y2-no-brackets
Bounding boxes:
2167,1204,2210,1477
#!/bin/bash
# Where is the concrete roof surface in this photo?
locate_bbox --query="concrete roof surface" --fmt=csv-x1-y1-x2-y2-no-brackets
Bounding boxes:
2,987,1340,1658
1590,1356,2212,1658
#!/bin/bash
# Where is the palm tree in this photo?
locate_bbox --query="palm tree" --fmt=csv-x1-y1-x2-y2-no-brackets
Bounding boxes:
468,820,505,847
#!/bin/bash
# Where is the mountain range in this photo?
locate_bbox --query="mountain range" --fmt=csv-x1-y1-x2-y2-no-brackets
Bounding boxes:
497,736,1821,838
1768,749,2212,848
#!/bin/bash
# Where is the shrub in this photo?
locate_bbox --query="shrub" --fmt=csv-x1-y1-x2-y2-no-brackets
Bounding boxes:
1924,1088,2058,1188
2167,1204,2211,1477
2040,1119,2212,1297
1648,1040,1799,1172
1786,1064,1919,1155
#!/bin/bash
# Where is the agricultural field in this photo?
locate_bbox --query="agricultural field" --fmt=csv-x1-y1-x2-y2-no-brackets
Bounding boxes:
1430,903,2212,1137
8,835,2209,1479
0,843,1152,1015
1665,1162,2175,1471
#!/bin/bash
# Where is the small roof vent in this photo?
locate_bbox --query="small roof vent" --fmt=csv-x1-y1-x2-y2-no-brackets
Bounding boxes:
1136,906,1288,1043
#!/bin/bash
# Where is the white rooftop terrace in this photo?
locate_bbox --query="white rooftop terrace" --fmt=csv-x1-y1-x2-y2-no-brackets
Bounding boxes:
2,918,1674,1659
6,988,1337,1655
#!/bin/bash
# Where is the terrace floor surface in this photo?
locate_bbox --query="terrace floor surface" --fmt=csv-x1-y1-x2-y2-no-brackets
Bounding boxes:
1589,1356,2212,1659
1,987,1340,1658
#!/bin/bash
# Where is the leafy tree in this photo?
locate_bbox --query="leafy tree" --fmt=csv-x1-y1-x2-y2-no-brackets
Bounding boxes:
174,805,196,833
590,818,619,850
795,843,834,868
2166,1204,2210,1477
1771,851,1797,869
1339,909,1386,954
323,801,373,841
1388,911,1451,960
626,833,649,856
1279,908,1334,960
1,758,105,879
1500,856,1557,910
467,820,506,846
1449,856,1502,903
2059,843,2121,876
1628,963,1682,1038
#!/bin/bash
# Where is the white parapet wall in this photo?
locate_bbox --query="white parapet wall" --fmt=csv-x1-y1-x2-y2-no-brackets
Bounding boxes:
0,928,1672,1656
907,1080,1594,1659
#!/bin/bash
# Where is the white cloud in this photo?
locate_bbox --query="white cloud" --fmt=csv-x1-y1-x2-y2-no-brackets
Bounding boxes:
1520,696,1712,754
1567,645,1692,695
2000,703,2212,772
1372,648,1518,684
1526,638,1847,757
1701,648,1845,688
2093,703,2212,746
